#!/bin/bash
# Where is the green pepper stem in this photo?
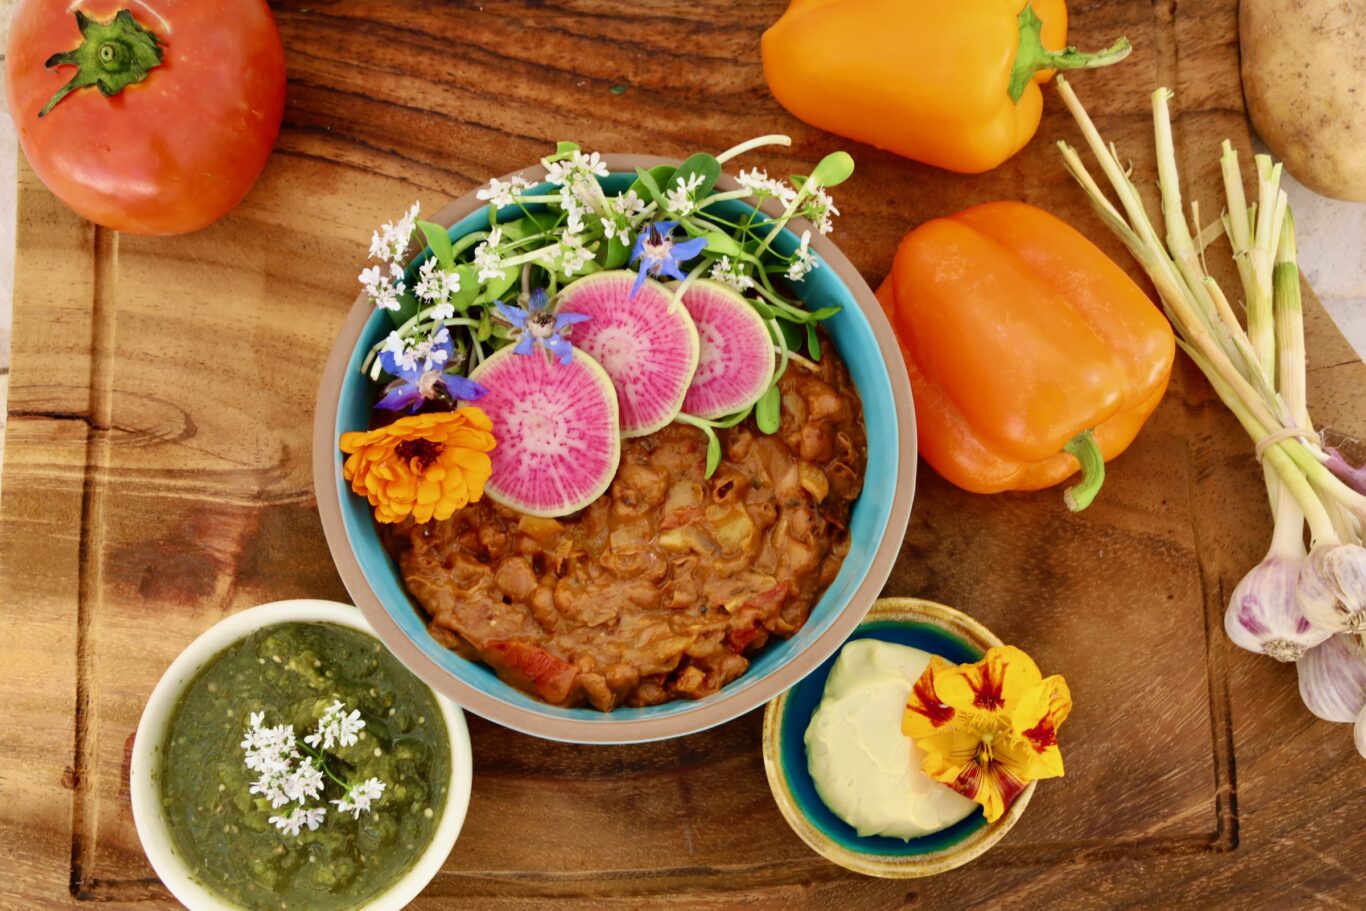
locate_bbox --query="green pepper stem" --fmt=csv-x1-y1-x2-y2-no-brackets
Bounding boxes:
1062,429,1106,512
1008,4,1131,104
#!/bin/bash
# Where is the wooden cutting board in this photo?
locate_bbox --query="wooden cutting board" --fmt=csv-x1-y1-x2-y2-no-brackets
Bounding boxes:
2,1,1363,907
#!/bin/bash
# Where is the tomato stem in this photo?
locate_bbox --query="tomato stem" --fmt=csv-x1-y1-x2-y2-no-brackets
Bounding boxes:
38,10,165,118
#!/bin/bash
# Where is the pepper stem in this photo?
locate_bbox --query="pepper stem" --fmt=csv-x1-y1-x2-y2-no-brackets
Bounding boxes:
1062,429,1106,512
1008,4,1132,104
38,10,164,118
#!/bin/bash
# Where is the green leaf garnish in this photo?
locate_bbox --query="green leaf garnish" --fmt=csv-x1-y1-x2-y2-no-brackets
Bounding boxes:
755,385,781,434
631,166,676,208
704,427,722,477
805,323,822,361
601,236,631,269
671,152,723,202
450,265,479,310
416,220,455,270
696,231,742,257
810,151,855,188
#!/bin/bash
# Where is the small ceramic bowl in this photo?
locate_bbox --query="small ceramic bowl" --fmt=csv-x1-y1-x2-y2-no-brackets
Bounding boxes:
313,156,917,743
130,600,473,911
762,597,1034,878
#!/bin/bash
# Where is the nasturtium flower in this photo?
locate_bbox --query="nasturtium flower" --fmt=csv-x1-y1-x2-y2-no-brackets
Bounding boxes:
339,409,496,524
902,645,1071,823
629,220,708,298
495,288,590,365
377,328,486,413
1010,673,1072,780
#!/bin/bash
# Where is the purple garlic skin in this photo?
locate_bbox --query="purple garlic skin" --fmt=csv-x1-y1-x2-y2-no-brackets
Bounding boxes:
1296,633,1366,723
1225,556,1332,662
1355,705,1366,760
1298,544,1366,634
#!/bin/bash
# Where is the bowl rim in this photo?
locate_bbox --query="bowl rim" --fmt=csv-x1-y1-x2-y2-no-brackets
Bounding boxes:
312,153,917,743
129,599,473,911
761,597,1036,878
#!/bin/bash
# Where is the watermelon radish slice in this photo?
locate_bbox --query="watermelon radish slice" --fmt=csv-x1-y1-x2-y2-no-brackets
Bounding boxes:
678,279,776,420
465,345,621,518
558,271,700,437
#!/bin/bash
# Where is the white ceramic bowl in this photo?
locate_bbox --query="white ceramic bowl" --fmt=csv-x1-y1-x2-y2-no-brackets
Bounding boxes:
130,599,472,911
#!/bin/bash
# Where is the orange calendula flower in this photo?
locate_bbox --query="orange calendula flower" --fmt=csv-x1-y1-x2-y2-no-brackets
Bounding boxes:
902,645,1071,823
340,408,496,524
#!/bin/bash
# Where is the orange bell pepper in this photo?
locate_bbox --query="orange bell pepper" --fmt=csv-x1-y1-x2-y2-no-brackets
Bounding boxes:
761,1,1131,173
876,201,1175,510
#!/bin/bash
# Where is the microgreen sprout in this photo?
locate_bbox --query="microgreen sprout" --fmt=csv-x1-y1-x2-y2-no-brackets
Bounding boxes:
354,137,853,463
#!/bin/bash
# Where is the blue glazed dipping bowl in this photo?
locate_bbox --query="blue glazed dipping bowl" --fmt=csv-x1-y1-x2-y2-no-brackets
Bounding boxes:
312,155,916,743
762,598,1034,877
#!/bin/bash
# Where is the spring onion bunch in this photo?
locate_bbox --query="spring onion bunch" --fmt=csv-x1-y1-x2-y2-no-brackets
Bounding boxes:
1054,76,1366,758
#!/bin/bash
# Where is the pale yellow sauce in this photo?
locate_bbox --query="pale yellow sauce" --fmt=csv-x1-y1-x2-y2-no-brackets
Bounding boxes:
805,639,978,839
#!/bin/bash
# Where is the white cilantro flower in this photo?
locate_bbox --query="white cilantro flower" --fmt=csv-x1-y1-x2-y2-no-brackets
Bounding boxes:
600,189,647,242
284,758,326,804
664,172,705,217
545,149,609,185
331,777,387,820
563,198,587,236
474,226,506,283
737,168,797,207
368,201,420,264
244,706,387,839
801,186,839,236
786,230,818,282
556,233,594,276
269,805,326,837
414,257,461,305
430,302,455,322
709,255,755,293
475,175,531,208
305,701,366,751
359,263,404,312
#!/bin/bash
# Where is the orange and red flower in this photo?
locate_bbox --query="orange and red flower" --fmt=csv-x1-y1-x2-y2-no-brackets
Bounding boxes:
902,645,1071,822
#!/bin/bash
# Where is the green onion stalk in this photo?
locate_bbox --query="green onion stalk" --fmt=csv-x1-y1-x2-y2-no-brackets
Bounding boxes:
1053,77,1366,705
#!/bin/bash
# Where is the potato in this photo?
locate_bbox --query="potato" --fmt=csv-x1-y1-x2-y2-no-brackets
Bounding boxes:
1241,0,1366,201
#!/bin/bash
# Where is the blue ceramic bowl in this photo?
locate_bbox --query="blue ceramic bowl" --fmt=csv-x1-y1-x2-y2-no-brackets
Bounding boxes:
762,598,1034,877
313,155,917,743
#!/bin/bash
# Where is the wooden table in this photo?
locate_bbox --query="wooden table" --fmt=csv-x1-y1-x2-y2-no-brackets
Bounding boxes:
3,1,1363,907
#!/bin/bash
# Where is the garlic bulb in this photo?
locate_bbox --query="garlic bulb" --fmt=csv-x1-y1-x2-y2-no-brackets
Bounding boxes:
1357,705,1366,760
1296,633,1366,723
1297,544,1366,634
1225,556,1332,661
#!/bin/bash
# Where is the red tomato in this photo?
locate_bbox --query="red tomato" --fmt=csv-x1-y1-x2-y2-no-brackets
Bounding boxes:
5,1,286,234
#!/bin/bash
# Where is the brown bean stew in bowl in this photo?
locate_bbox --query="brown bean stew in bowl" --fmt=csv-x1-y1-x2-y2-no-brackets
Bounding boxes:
384,350,865,711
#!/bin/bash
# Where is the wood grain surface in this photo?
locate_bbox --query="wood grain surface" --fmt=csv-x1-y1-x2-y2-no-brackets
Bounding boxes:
2,1,1363,909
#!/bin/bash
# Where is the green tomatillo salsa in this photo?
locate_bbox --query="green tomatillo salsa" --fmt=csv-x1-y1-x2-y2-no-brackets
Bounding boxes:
159,622,450,911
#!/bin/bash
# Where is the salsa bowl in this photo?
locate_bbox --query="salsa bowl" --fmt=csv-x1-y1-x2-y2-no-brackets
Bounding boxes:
313,155,916,743
130,600,473,911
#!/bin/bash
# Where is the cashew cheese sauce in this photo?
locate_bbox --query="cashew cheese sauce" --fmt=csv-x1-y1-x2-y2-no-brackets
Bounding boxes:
804,639,978,839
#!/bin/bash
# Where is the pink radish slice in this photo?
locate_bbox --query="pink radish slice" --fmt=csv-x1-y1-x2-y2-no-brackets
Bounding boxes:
558,271,700,437
679,279,776,420
465,345,620,518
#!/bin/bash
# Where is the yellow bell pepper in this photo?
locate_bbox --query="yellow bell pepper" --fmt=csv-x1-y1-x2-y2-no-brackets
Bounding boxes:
762,0,1131,173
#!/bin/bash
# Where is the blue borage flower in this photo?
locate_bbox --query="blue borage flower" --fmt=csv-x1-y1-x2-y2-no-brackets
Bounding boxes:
496,289,591,366
377,328,487,412
629,220,708,299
